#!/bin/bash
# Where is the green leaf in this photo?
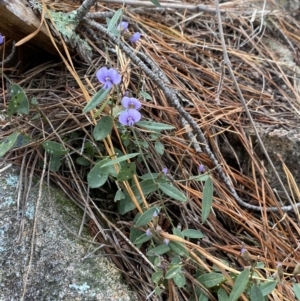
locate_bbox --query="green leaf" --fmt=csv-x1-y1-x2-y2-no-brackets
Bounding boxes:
259,281,276,296
250,284,264,301
218,288,229,301
255,262,265,269
172,227,184,238
151,271,163,283
139,172,160,180
140,91,152,100
147,244,170,256
116,162,136,181
13,135,30,148
118,178,158,214
100,153,139,168
49,154,61,172
182,229,204,239
83,88,110,113
155,140,164,155
129,227,144,244
149,0,161,7
114,190,125,202
93,116,113,140
171,255,181,265
42,141,69,155
293,283,300,300
228,268,250,301
197,272,225,288
0,132,19,157
107,8,123,32
169,241,189,257
165,265,181,279
134,232,152,245
173,272,186,288
198,293,209,301
87,159,111,188
76,157,91,166
8,84,29,116
155,286,163,296
188,174,210,182
202,176,213,223
135,207,160,227
136,121,175,131
158,182,187,202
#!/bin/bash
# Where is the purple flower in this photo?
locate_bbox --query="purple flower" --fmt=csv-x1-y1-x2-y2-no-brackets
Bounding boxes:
119,109,141,126
146,229,151,236
162,168,168,175
129,32,141,43
117,21,129,31
198,164,205,173
163,238,170,245
96,67,121,90
121,97,141,110
0,34,4,45
153,210,158,218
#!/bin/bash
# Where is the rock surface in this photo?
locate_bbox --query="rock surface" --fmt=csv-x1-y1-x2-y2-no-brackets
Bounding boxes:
0,161,137,301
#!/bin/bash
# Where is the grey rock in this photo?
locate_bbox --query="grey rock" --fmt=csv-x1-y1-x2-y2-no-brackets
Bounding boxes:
0,162,137,301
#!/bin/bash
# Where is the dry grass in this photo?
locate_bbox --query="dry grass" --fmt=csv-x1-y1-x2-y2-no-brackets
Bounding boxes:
1,0,300,300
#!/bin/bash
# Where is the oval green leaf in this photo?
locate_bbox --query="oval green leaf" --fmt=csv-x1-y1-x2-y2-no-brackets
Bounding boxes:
202,176,213,223
155,140,164,155
228,268,250,301
218,288,229,301
151,271,163,283
165,265,181,279
250,284,264,301
259,281,276,296
293,283,300,300
158,182,187,202
100,153,139,168
169,241,188,257
107,8,123,32
188,174,210,182
49,155,61,172
83,88,110,113
135,207,160,227
0,132,19,157
136,121,175,131
197,272,225,288
134,232,152,245
93,116,113,140
172,227,183,238
87,159,110,188
182,229,204,239
42,141,69,156
116,162,136,181
8,84,29,116
114,190,125,202
147,244,170,256
173,272,186,288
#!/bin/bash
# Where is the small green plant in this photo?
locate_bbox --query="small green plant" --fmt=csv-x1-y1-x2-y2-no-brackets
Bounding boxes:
2,7,300,301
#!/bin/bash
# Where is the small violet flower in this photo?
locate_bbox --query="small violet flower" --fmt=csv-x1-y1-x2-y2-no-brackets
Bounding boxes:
153,210,158,218
145,229,151,236
163,238,170,245
129,32,141,43
119,109,141,126
121,96,141,110
198,164,205,173
162,168,168,175
0,34,4,45
96,67,121,90
117,21,129,31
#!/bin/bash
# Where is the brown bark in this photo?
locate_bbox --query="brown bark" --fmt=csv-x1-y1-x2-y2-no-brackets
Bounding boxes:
0,0,58,54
